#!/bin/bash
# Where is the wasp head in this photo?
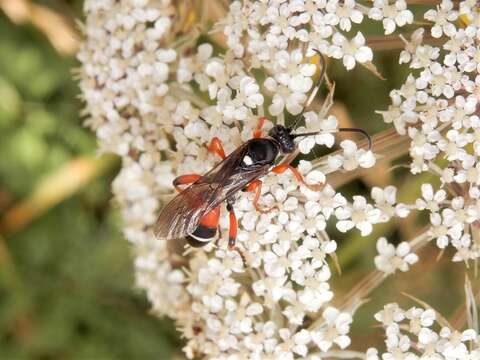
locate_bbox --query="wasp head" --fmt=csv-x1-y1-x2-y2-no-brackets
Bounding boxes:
269,125,295,153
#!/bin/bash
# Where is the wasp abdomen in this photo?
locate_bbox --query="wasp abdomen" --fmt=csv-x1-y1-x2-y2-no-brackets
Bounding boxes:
187,226,217,247
186,207,220,247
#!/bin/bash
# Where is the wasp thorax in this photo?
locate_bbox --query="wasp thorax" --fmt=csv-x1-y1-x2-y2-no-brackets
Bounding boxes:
245,138,278,165
269,125,295,153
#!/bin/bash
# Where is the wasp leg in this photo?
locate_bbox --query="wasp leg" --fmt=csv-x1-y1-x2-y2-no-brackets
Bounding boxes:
215,225,223,247
226,202,246,266
271,164,324,191
245,180,277,213
207,137,226,159
253,116,267,138
173,174,202,193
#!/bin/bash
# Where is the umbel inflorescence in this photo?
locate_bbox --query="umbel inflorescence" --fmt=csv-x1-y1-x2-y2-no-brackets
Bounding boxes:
78,0,480,358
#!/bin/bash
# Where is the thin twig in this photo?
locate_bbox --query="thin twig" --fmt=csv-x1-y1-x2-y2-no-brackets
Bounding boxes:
402,292,454,329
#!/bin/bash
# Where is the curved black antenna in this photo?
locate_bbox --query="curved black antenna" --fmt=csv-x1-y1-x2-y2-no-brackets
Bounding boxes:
338,127,372,150
290,49,327,131
292,127,373,150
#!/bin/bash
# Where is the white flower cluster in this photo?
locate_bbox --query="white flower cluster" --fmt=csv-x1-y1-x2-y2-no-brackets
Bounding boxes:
78,0,479,358
78,0,392,358
378,0,480,263
221,0,414,120
367,303,480,359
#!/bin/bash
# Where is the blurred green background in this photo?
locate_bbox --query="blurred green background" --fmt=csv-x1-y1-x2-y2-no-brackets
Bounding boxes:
0,1,179,358
0,1,472,359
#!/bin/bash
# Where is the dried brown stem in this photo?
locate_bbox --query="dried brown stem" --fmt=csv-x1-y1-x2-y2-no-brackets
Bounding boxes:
0,0,78,55
366,33,446,51
0,155,118,235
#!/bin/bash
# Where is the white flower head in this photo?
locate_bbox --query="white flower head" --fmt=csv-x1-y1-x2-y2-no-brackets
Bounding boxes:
424,0,458,38
374,237,419,274
325,0,363,31
311,307,353,351
335,196,382,236
415,183,446,212
329,32,373,70
328,140,376,171
369,0,413,35
297,113,339,154
371,186,410,221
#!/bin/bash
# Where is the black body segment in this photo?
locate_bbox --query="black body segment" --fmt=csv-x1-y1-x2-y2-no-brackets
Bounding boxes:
268,125,295,153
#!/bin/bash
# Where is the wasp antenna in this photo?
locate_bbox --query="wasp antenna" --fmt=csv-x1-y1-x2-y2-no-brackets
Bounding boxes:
292,127,372,150
290,49,327,131
338,127,372,150
291,131,323,138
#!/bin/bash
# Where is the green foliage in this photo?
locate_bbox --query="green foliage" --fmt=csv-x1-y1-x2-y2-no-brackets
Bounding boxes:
0,7,179,360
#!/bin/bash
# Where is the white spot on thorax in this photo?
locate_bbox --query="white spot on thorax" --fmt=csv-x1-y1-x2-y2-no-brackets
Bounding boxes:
243,155,253,165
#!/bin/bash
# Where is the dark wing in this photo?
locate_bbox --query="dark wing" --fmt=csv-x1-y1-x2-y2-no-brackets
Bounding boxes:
154,182,218,240
201,141,272,204
154,141,271,240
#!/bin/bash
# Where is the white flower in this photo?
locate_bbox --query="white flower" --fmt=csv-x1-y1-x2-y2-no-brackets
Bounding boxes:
239,76,264,108
405,307,436,333
371,186,410,221
325,0,363,31
399,28,426,65
369,0,413,35
329,32,373,70
311,307,352,351
297,113,338,154
205,59,230,99
424,0,458,38
366,348,380,360
384,334,413,357
315,185,347,220
265,77,308,116
264,49,316,116
374,237,419,274
263,240,292,278
439,327,474,359
274,328,312,358
335,196,382,236
328,139,376,171
304,202,327,235
177,43,213,89
374,304,480,359
417,327,439,346
217,76,264,121
429,210,463,249
415,183,446,212
374,303,406,328
452,234,480,262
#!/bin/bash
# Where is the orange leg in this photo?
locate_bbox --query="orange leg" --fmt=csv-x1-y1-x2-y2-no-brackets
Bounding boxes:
207,137,226,159
271,164,324,191
226,202,246,265
245,180,277,213
173,174,202,193
253,117,267,138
